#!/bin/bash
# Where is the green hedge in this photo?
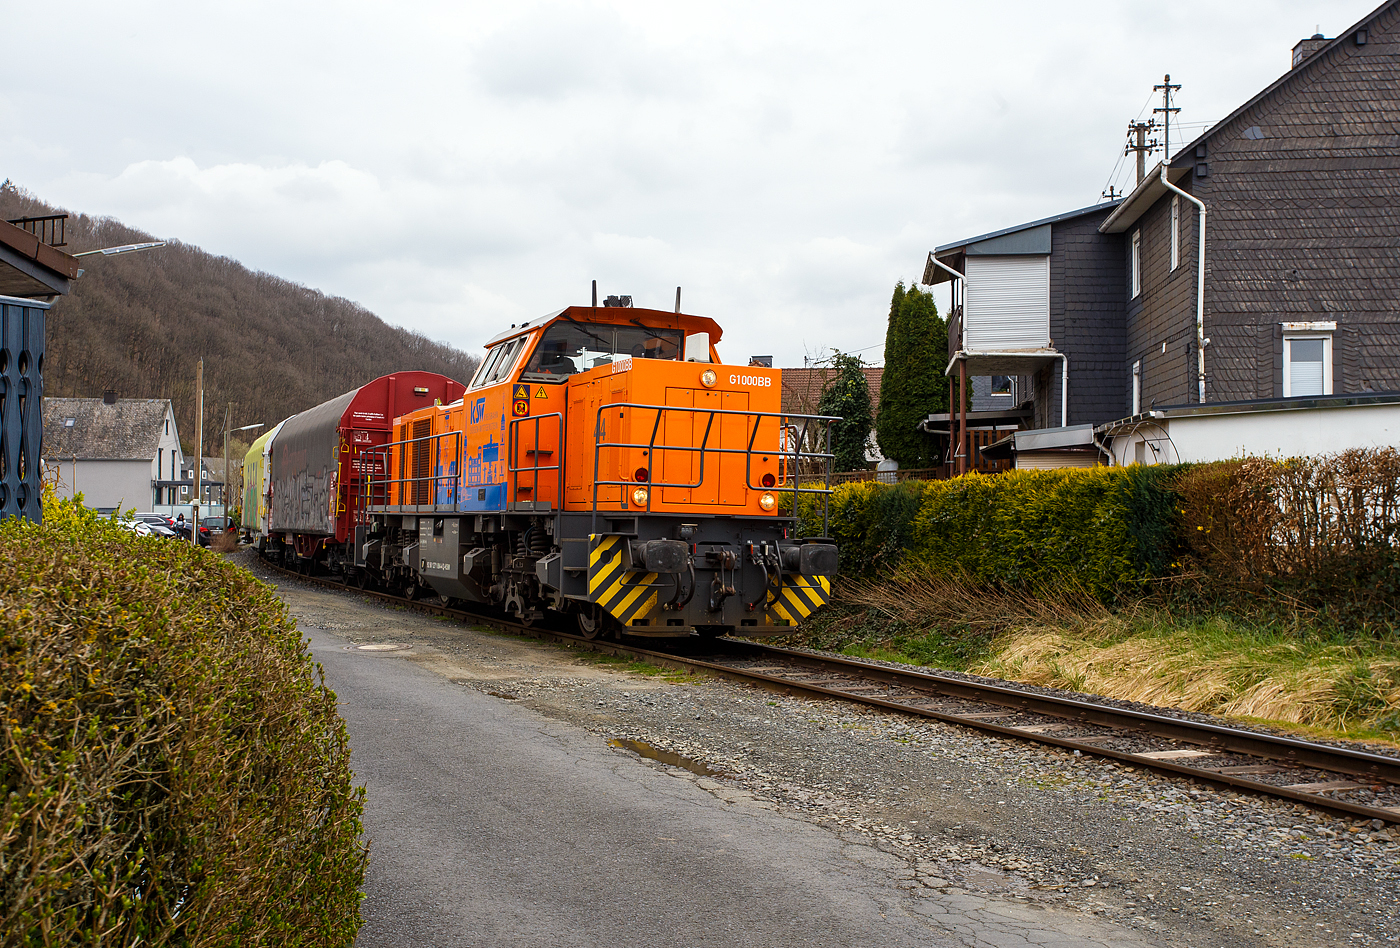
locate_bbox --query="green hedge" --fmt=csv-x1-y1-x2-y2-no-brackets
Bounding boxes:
800,465,1184,597
0,497,366,947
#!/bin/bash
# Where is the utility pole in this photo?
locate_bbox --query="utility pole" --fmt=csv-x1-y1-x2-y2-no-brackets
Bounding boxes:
1154,74,1182,161
1124,119,1158,184
193,360,203,544
222,402,233,523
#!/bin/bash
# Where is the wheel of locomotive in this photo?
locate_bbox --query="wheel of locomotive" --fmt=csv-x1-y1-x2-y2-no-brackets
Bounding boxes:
575,602,605,639
403,581,420,601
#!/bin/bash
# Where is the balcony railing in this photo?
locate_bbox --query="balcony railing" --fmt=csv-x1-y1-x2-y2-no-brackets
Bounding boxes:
6,215,67,248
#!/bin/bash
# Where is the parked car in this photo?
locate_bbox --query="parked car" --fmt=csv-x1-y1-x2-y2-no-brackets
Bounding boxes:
97,514,155,537
134,513,179,538
115,518,155,537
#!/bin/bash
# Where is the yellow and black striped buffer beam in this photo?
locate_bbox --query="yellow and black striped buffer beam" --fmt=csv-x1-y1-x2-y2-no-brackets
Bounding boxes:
765,573,831,626
588,534,661,625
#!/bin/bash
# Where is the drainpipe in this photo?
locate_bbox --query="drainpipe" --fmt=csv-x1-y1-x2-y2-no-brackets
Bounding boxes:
1057,353,1069,428
1159,164,1207,403
925,255,968,472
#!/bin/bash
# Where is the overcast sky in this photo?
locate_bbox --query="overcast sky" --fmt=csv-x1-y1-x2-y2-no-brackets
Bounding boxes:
2,0,1380,368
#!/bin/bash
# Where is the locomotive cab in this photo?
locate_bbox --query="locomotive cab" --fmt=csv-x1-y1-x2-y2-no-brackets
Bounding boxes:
360,303,837,638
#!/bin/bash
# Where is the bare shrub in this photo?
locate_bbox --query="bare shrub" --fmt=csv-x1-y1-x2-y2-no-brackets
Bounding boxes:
211,528,239,553
1176,448,1400,628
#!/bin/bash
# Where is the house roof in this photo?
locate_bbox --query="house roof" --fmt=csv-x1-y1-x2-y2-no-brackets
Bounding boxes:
43,398,174,461
0,218,81,299
925,202,1122,284
1097,163,1193,234
1102,0,1399,234
780,367,883,416
1170,0,1398,170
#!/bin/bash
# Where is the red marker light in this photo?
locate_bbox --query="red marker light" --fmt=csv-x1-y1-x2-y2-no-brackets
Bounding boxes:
761,473,776,487
634,467,650,482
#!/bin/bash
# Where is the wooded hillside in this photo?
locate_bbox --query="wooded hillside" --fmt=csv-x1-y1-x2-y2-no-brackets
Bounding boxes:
1,182,481,455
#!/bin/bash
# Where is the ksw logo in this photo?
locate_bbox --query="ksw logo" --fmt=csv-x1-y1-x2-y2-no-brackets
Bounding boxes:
470,397,487,425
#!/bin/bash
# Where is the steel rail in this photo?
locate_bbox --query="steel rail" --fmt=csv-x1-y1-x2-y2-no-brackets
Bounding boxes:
261,559,1400,824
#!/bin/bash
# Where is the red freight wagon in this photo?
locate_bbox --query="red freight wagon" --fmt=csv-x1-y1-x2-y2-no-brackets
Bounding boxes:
268,372,466,564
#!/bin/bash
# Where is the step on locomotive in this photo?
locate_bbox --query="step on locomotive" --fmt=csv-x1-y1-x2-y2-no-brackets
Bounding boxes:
247,299,839,639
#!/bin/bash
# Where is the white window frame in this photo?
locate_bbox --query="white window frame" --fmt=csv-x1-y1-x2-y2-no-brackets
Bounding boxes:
1282,328,1334,397
1170,196,1180,271
1130,229,1141,299
1132,359,1142,415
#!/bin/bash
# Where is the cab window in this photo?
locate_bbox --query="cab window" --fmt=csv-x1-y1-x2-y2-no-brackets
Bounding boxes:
520,323,684,380
471,334,532,389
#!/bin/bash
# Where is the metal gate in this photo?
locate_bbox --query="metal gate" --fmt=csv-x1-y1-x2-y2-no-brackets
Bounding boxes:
0,295,46,523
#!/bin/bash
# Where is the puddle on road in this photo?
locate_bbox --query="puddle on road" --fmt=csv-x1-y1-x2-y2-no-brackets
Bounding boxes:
608,738,725,777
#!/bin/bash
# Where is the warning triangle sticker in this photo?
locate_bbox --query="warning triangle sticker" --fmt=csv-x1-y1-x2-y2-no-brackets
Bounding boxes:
512,383,530,400
535,386,549,398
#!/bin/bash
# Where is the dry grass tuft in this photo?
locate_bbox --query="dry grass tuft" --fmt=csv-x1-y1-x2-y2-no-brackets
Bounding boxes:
971,622,1400,735
843,564,1117,637
808,568,1400,742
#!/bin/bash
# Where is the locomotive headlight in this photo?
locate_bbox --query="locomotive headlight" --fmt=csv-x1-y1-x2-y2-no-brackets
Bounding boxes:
758,492,777,511
699,368,717,388
632,486,650,507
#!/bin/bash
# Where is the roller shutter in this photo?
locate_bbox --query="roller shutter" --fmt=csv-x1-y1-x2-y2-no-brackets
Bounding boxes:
963,255,1050,350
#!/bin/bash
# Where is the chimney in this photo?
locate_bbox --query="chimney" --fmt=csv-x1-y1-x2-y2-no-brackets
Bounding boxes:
102,390,117,405
1292,33,1329,68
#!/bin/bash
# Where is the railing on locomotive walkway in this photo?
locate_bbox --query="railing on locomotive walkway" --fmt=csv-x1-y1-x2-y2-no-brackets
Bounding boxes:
356,429,465,518
589,403,841,538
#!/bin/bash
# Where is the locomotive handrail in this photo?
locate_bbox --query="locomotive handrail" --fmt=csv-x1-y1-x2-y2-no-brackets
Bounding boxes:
361,430,465,513
507,411,564,511
589,402,839,538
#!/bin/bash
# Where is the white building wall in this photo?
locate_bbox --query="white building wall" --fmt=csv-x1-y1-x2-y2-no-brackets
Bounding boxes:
1106,402,1400,466
151,404,185,505
51,459,156,511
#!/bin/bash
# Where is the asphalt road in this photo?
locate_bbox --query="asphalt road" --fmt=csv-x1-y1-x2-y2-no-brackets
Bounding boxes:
306,623,1159,948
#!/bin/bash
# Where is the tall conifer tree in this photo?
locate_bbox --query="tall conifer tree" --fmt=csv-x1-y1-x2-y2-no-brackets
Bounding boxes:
876,282,949,467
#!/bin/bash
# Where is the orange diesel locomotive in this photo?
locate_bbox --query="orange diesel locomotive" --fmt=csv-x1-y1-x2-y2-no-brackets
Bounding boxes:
353,300,838,638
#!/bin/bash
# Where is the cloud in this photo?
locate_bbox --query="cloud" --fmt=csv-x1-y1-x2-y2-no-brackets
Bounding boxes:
3,0,1382,369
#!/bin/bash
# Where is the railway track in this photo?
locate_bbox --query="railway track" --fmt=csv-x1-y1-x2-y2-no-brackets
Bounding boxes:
266,558,1400,825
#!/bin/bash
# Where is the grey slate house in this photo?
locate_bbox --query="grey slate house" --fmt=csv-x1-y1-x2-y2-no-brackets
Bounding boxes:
921,0,1400,468
1103,0,1400,409
921,203,1126,468
924,202,1127,430
43,396,185,513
